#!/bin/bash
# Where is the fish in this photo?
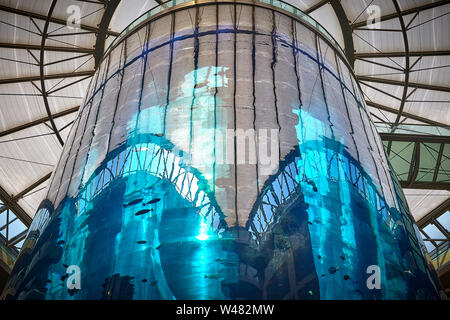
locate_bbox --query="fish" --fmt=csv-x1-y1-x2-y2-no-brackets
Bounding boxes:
135,209,152,216
155,244,162,250
317,255,321,259
340,255,345,261
57,240,65,245
146,198,161,205
403,270,414,277
136,240,147,244
328,266,339,274
124,198,143,207
62,264,69,268
308,290,313,295
150,281,158,286
304,176,318,192
142,279,147,283
204,274,221,280
68,288,79,296
344,275,350,280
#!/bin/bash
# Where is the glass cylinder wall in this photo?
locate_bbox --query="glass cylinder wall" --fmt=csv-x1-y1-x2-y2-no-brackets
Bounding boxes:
2,1,441,300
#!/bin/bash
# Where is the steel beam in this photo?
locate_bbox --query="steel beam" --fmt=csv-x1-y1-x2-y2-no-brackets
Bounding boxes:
434,218,450,239
391,0,409,129
7,230,27,248
0,106,80,138
0,4,119,36
13,172,52,201
304,0,329,14
93,0,121,67
366,101,450,127
417,198,450,228
406,142,420,187
0,42,94,53
433,143,445,182
355,50,450,59
358,75,450,93
379,133,450,144
401,181,450,190
40,0,65,146
329,0,355,67
0,186,31,227
351,0,450,29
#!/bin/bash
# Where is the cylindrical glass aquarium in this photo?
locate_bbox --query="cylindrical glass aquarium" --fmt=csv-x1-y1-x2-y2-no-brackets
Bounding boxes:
2,0,442,300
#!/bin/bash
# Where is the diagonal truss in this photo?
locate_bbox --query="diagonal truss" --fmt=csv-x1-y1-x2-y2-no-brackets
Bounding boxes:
0,0,448,257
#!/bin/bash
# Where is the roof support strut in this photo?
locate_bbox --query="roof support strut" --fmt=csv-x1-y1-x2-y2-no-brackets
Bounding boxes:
94,0,121,67
0,4,119,36
329,0,355,67
391,0,410,131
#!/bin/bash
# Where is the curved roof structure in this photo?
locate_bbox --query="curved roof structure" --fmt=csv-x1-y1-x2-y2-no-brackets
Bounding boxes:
0,0,448,264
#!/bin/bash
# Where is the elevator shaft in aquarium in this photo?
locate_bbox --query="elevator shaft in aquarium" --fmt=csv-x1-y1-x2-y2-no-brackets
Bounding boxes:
2,0,441,300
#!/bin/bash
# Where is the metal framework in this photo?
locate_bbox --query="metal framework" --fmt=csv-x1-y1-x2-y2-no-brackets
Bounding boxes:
0,0,448,260
358,76,450,93
0,197,26,273
0,42,94,53
0,71,95,85
0,4,119,36
0,185,32,226
324,0,450,200
390,0,410,129
355,50,450,58
350,0,450,143
329,0,355,67
366,101,449,127
0,106,80,138
312,0,450,277
93,0,121,67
